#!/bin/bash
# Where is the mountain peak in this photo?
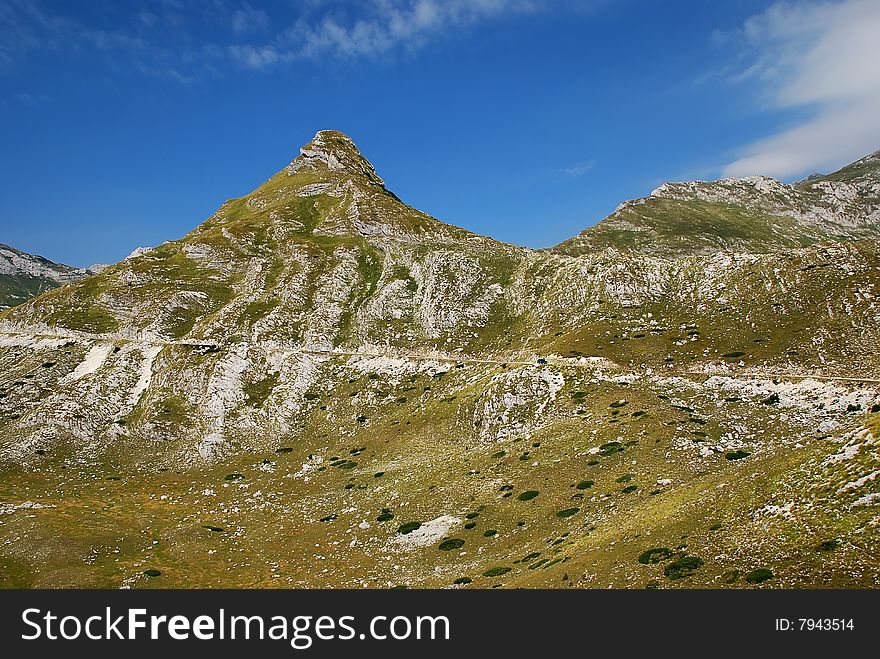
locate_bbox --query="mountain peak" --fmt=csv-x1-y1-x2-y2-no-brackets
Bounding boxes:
286,129,384,187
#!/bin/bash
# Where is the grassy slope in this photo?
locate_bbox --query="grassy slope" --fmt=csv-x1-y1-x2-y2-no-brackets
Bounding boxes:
0,274,62,310
555,197,827,255
1,351,877,588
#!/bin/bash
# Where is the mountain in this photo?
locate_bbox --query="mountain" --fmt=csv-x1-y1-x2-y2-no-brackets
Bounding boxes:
1,132,878,589
2,131,522,349
0,244,95,310
555,149,880,256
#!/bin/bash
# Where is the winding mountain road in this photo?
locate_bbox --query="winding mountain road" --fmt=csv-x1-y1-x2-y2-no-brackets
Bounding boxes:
3,328,880,385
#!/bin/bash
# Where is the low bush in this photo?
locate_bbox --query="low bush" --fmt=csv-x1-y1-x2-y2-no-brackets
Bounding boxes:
638,547,673,564
438,539,465,551
745,568,773,584
664,556,704,580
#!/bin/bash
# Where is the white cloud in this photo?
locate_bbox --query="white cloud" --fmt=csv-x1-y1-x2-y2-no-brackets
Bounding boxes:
231,3,269,35
722,0,880,179
12,91,49,105
268,0,537,66
228,44,281,69
559,160,596,178
0,0,555,76
138,10,158,28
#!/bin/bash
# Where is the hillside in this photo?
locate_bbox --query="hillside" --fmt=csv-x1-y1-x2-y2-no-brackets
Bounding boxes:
0,132,878,589
0,244,93,310
555,150,880,256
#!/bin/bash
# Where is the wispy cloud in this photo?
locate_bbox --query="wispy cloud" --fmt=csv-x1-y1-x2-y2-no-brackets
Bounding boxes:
231,3,269,35
228,44,281,69
0,0,147,70
720,0,880,179
0,0,549,78
559,160,596,178
230,0,538,70
11,91,48,105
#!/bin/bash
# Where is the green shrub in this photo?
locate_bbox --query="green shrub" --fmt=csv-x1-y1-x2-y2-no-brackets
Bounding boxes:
664,556,704,580
483,567,511,577
615,474,632,483
556,508,580,518
745,568,773,584
464,522,477,529
398,521,422,535
622,485,638,494
483,529,497,537
377,510,394,522
224,473,244,481
576,480,594,490
610,400,628,408
465,512,480,519
491,450,506,458
453,577,472,585
725,450,751,460
599,442,623,456
202,525,225,532
143,569,162,577
817,539,840,551
638,547,674,564
438,539,465,551
518,490,540,501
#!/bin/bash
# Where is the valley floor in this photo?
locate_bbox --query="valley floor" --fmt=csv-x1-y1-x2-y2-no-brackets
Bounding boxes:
1,330,878,589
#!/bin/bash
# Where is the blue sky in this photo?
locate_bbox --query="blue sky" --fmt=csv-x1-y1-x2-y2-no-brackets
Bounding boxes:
2,0,879,267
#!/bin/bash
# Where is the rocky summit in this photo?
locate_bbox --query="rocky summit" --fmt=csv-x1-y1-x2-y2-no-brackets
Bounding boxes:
1,131,879,589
